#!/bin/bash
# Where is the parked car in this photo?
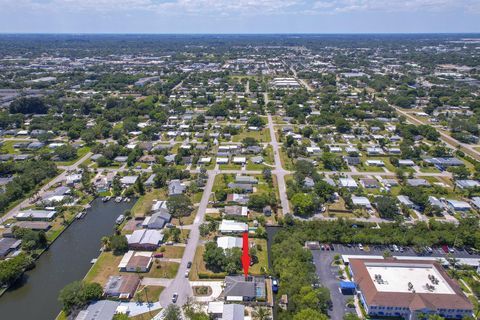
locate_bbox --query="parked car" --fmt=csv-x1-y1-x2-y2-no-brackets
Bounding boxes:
185,271,189,278
441,245,449,253
172,293,178,303
153,253,164,258
272,279,279,293
425,246,433,254
392,244,399,252
187,261,192,268
358,243,364,251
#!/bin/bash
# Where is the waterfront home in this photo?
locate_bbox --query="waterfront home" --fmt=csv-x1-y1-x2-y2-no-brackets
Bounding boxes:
0,238,22,258
103,275,140,299
118,251,153,273
126,229,164,250
16,209,56,221
75,300,121,320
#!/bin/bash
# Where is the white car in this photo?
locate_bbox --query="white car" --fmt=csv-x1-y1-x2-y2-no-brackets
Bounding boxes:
358,243,364,251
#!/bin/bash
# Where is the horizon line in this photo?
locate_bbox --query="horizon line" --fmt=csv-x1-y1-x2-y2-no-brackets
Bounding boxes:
0,32,479,36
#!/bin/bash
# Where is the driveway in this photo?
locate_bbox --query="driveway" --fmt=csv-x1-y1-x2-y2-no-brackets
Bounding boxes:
190,280,224,302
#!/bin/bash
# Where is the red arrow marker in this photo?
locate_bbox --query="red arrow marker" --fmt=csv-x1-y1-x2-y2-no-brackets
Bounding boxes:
241,232,250,279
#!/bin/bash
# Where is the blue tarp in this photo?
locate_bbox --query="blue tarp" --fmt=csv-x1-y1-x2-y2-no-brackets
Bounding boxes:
340,281,356,289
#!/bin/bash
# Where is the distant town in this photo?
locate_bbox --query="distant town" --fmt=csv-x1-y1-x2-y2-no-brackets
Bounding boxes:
0,34,479,320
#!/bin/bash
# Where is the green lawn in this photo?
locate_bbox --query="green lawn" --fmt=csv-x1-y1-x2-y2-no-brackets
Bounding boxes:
232,128,270,143
131,189,166,218
134,285,164,303
56,146,90,166
250,239,269,275
85,252,180,286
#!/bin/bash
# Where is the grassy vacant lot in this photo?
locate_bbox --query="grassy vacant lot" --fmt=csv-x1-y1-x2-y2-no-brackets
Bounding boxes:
134,285,164,302
0,140,31,154
84,252,180,285
249,239,268,275
131,189,166,218
219,164,242,170
158,245,185,259
232,128,270,143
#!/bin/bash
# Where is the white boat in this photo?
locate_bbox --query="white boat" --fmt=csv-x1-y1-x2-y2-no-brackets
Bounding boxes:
116,215,125,225
76,210,86,219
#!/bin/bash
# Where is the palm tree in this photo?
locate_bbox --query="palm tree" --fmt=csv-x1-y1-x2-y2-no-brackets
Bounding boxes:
101,236,111,251
252,307,270,320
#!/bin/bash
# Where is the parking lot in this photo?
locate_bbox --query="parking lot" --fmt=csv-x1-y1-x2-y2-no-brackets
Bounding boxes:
311,250,355,320
319,243,480,260
310,244,480,320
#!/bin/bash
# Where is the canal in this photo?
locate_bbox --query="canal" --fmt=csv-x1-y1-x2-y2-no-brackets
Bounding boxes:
0,198,134,320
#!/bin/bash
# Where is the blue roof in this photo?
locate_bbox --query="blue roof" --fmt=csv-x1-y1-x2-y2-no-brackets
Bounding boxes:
340,281,356,289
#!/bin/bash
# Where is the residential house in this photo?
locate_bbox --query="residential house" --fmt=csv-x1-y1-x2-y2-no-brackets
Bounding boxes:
224,276,265,302
118,251,153,272
16,209,56,221
224,206,248,217
219,220,248,234
127,230,164,250
103,275,140,299
168,179,186,196
75,300,121,320
217,236,243,250
0,238,22,258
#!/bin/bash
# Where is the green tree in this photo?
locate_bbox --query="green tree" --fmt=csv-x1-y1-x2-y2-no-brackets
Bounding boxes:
58,281,102,314
293,308,328,320
110,235,128,255
164,304,182,320
167,194,193,218
291,193,319,217
375,196,399,220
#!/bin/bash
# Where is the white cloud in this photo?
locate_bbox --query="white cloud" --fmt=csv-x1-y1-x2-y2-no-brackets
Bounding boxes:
0,0,478,16
312,0,478,13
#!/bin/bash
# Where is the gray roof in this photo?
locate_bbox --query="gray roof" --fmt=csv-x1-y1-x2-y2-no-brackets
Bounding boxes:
144,212,171,229
222,304,245,320
224,276,256,299
407,179,430,187
75,300,120,320
0,238,22,257
168,179,186,196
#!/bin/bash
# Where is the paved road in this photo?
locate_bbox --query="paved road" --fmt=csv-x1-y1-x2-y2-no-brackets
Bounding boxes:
158,171,216,307
0,151,92,224
287,63,314,92
266,111,290,215
394,106,480,161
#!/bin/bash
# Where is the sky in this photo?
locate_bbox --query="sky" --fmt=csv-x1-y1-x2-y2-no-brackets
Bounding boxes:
0,0,479,34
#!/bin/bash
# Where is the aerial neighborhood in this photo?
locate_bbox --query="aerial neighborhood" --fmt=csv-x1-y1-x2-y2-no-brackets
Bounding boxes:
0,34,479,320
